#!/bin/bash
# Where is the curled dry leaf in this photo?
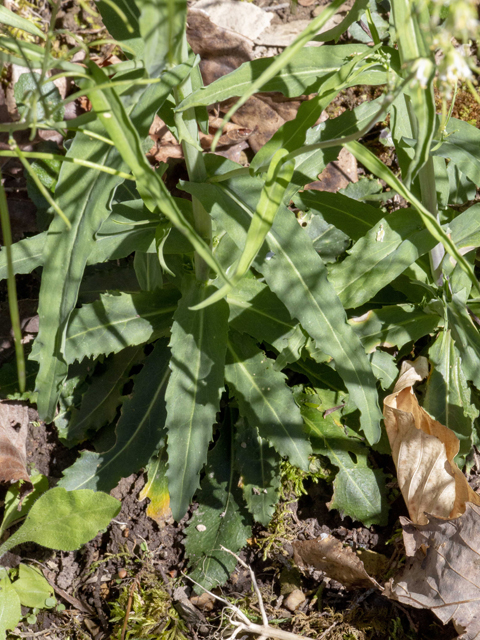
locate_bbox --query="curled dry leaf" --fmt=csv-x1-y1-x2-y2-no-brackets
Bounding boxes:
383,358,480,638
386,504,480,640
187,10,253,86
305,147,358,193
0,401,31,486
148,114,253,164
383,357,480,525
293,535,379,589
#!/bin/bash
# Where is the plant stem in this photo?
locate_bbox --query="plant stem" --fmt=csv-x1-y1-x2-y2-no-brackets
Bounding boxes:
173,35,211,282
0,172,25,392
418,157,444,285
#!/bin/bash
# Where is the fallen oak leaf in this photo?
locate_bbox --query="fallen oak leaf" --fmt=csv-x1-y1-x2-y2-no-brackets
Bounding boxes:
383,357,480,525
385,504,480,640
293,534,380,590
0,401,31,488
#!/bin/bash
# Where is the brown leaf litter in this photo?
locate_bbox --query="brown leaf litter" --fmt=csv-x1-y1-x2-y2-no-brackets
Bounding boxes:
0,400,31,488
294,357,480,639
293,534,380,589
383,357,480,639
383,357,480,526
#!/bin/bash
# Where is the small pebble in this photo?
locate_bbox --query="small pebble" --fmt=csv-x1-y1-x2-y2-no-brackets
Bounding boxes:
190,592,215,611
284,589,306,612
116,568,127,579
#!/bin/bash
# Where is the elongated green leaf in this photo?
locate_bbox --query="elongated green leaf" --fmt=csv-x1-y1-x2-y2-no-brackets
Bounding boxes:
234,417,281,526
32,75,173,422
0,233,45,280
194,150,294,310
424,330,478,466
0,5,46,39
87,62,228,287
345,140,480,296
389,93,415,182
78,266,140,304
97,0,143,58
165,279,229,521
0,473,48,538
225,330,311,468
226,278,296,351
0,194,190,281
296,209,349,263
134,251,163,290
369,350,398,390
448,163,476,205
0,35,82,73
293,191,384,241
251,47,378,172
183,156,383,444
139,448,172,526
184,424,251,591
136,0,187,77
328,209,435,308
448,293,480,389
313,0,369,42
390,0,435,182
63,346,144,445
301,401,388,526
349,303,441,353
58,339,170,492
64,289,179,364
179,45,397,109
432,118,480,187
0,488,120,558
0,570,21,640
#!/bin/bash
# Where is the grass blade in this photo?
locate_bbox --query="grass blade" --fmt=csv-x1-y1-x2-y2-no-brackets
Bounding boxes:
0,174,25,391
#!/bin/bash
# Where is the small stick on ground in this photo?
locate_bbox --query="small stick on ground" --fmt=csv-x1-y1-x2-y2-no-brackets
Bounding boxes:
182,547,324,640
120,575,140,640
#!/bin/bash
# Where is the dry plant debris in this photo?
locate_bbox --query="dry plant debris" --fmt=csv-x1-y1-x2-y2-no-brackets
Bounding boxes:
292,358,480,640
383,358,480,639
0,401,31,487
293,534,379,589
383,357,480,526
387,505,480,640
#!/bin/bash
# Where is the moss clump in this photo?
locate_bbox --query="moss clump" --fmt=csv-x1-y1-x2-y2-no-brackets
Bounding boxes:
109,573,188,640
257,458,333,559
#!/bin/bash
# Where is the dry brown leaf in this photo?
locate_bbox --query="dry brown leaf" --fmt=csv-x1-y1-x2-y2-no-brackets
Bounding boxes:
148,114,253,164
0,401,31,486
187,10,253,86
305,147,358,192
384,357,480,525
293,535,378,589
229,93,302,152
386,504,480,640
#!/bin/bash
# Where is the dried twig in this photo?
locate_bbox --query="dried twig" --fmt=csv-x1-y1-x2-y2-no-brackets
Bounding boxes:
183,547,319,640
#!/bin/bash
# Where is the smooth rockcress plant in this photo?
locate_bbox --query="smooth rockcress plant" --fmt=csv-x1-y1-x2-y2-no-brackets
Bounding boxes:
0,0,478,595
